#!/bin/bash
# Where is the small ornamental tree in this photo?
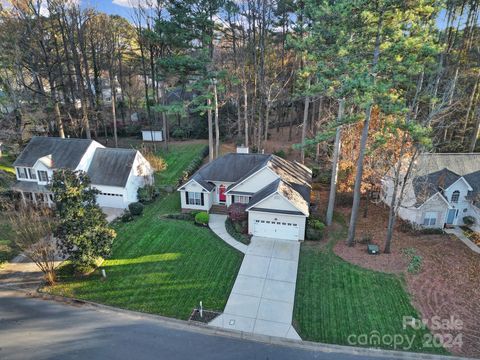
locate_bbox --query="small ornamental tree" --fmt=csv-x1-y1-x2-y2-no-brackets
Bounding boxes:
51,169,116,271
228,203,247,222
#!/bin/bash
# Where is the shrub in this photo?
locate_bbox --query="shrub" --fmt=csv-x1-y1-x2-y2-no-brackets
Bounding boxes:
195,211,209,225
408,255,423,274
308,219,325,231
225,218,250,245
419,227,444,235
306,228,323,241
228,203,248,222
273,149,286,159
165,213,194,221
128,202,144,216
317,171,331,185
143,153,167,172
137,184,159,203
171,127,188,140
463,216,475,226
121,210,134,223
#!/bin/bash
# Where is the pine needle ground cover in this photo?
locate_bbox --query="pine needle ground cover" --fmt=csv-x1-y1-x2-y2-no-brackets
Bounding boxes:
294,227,448,355
47,142,243,319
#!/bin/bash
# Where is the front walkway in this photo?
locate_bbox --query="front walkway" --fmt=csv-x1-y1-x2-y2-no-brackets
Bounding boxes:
445,227,480,254
209,214,248,253
210,236,301,340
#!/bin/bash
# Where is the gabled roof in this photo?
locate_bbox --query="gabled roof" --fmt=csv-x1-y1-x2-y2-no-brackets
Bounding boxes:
414,153,480,177
13,136,95,169
88,148,137,187
247,178,310,216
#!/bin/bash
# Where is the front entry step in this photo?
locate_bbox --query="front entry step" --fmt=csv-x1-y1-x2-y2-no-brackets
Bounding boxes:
210,204,228,215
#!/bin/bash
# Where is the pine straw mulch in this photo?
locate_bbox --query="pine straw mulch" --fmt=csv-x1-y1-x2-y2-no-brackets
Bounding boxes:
332,201,480,358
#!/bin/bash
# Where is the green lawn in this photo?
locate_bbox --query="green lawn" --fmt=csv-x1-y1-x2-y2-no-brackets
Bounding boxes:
46,141,243,319
0,154,17,265
155,142,207,186
294,226,447,355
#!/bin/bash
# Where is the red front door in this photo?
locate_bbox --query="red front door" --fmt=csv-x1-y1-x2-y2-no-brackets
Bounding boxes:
219,185,226,202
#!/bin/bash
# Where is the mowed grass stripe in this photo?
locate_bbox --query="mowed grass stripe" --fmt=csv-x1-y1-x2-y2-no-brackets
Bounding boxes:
294,243,447,354
49,143,243,319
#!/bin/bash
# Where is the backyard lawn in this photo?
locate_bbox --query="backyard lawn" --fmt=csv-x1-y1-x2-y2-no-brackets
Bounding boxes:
46,142,243,319
293,224,448,355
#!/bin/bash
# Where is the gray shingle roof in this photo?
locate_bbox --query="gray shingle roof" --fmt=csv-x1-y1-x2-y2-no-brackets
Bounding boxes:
415,153,480,177
185,153,312,215
413,168,460,206
13,136,94,168
88,148,137,187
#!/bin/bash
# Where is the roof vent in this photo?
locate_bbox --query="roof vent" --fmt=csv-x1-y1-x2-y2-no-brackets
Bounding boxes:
236,145,249,154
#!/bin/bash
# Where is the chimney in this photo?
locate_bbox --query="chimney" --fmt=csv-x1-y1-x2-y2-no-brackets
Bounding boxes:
236,145,249,154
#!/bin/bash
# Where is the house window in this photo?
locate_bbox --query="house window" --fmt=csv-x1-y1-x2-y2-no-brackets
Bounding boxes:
186,192,203,206
423,212,437,226
24,192,33,202
38,170,49,182
17,167,28,179
451,190,460,203
235,195,250,204
28,168,37,180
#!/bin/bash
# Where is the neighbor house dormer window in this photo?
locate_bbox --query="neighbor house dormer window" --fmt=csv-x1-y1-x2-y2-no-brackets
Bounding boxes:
28,168,37,180
451,190,460,203
16,167,28,179
37,170,49,182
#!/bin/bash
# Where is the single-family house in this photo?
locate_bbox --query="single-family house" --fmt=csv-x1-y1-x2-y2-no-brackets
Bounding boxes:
382,153,480,230
12,137,154,209
178,151,312,241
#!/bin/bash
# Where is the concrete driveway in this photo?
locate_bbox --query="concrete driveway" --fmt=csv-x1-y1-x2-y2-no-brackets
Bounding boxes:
210,236,301,339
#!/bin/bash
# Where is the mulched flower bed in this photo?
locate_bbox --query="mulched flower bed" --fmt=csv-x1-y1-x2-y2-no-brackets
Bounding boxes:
314,188,480,358
188,308,221,324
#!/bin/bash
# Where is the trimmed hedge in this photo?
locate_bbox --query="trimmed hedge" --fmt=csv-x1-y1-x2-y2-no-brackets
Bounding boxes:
128,202,144,216
195,211,209,225
225,218,250,245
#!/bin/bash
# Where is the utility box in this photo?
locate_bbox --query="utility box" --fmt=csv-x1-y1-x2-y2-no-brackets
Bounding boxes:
368,244,379,255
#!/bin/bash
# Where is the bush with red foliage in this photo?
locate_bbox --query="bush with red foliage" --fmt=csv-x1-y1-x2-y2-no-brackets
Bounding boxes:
228,203,247,222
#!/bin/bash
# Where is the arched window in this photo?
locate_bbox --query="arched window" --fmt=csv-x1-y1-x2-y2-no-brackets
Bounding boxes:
451,190,460,203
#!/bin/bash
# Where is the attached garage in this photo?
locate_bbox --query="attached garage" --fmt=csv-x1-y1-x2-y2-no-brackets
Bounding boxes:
96,191,126,208
248,210,306,241
253,218,300,240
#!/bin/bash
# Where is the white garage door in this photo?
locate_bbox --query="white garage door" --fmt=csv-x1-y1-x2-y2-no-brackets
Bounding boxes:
253,219,299,241
96,192,125,208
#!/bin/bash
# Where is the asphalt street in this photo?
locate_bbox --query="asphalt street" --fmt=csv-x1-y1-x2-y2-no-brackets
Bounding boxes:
0,288,454,360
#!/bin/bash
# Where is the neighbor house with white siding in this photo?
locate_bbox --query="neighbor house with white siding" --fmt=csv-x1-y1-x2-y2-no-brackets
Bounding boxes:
178,151,312,241
382,153,480,230
12,137,154,209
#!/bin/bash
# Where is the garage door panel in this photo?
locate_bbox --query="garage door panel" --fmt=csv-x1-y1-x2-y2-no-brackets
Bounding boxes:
96,192,125,208
253,219,299,241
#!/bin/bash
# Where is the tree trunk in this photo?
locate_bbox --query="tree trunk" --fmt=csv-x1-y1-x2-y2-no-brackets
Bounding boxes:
208,97,214,162
346,11,383,246
469,104,480,152
300,92,310,164
243,83,249,147
110,72,118,148
326,99,344,226
214,80,220,159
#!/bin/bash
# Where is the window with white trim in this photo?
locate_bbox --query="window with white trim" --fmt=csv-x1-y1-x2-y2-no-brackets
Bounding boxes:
187,192,202,205
235,195,250,204
451,190,460,203
423,212,437,226
28,168,37,180
37,170,49,182
17,167,28,179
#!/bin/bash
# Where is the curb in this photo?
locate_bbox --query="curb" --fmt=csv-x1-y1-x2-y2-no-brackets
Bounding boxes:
1,286,473,360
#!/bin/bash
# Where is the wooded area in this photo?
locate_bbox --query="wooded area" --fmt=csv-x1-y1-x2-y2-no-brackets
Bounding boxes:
0,0,479,248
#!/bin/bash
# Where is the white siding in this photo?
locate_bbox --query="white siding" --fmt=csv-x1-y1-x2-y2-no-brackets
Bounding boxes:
75,141,105,172
179,180,212,211
228,167,278,194
124,152,154,203
252,192,302,213
417,194,450,228
248,210,306,241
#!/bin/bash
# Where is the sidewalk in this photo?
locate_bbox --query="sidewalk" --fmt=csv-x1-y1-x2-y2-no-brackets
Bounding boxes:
209,214,248,254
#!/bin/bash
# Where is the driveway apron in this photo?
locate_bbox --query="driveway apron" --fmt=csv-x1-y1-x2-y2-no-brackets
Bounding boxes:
210,236,301,340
